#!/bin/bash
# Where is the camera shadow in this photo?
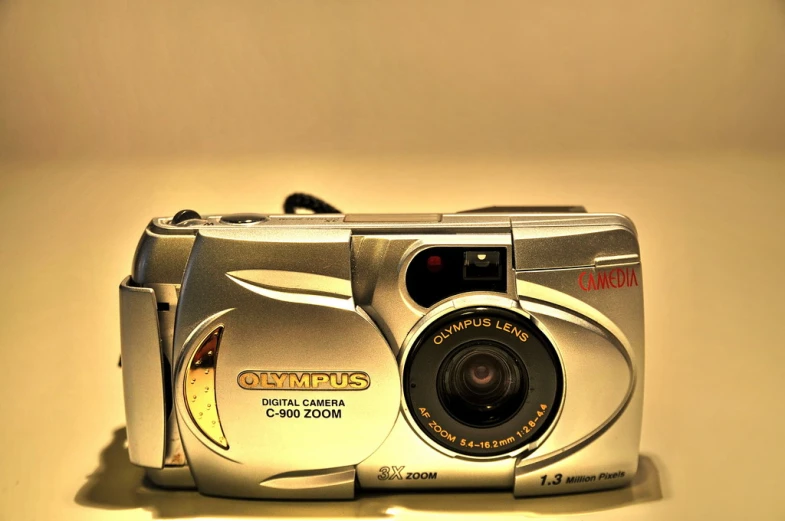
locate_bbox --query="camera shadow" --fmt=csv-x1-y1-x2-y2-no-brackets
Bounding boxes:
75,428,664,519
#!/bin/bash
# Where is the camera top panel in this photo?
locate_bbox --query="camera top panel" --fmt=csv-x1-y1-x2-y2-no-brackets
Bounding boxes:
134,212,639,287
150,212,636,234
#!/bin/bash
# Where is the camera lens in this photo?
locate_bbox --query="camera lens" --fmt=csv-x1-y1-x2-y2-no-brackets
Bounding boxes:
403,306,562,456
438,342,527,427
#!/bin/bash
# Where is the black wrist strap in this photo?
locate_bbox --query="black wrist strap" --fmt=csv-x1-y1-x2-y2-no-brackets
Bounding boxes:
282,194,585,215
283,193,341,214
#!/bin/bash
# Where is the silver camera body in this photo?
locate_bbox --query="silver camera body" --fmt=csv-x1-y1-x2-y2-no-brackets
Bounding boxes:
119,210,644,499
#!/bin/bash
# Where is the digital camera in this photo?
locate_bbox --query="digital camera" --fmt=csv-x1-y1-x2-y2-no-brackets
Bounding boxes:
119,207,644,499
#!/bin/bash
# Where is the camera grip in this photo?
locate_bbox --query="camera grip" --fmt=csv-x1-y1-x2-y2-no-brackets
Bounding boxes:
119,276,166,468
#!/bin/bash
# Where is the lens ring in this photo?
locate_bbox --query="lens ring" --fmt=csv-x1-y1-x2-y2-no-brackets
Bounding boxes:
403,306,562,457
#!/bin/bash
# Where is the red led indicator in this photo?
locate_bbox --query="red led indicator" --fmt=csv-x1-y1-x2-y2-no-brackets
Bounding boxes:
426,255,443,273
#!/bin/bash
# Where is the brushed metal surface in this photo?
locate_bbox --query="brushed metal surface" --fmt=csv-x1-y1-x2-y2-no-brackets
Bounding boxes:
119,277,166,468
513,263,644,496
145,465,196,489
512,223,639,270
226,269,354,311
132,228,196,285
171,227,400,499
258,466,356,499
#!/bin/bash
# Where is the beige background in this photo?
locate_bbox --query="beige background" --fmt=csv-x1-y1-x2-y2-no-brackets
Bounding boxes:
1,1,784,520
2,0,785,160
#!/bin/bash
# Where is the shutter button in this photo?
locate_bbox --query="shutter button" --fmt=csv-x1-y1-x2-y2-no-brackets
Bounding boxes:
171,209,210,226
219,213,267,224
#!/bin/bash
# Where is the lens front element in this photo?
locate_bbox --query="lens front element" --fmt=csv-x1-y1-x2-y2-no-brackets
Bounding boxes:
438,343,527,427
404,307,562,457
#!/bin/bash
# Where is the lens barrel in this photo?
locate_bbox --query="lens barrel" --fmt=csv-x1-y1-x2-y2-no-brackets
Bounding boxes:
403,307,562,457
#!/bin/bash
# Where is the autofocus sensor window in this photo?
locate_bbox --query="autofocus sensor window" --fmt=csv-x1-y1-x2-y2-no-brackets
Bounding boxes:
404,307,562,457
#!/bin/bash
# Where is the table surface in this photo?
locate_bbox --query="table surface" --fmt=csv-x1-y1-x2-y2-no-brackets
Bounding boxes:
1,155,783,520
